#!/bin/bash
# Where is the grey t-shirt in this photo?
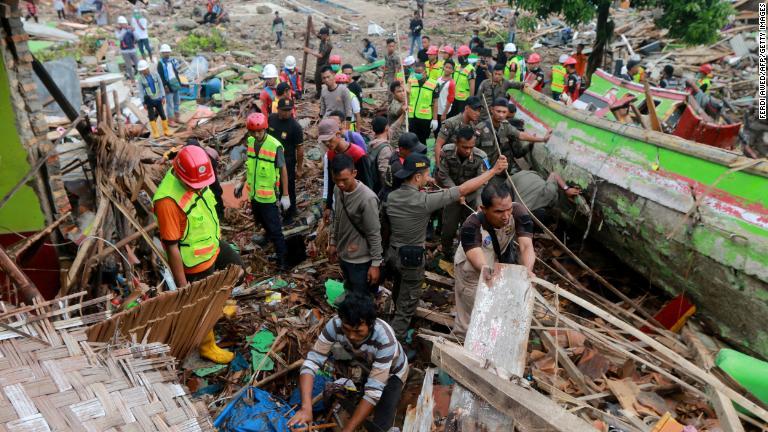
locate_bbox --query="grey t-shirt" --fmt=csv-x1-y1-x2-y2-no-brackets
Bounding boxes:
320,84,353,118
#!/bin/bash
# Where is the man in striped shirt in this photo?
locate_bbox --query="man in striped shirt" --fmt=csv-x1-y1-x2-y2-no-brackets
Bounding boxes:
288,294,408,432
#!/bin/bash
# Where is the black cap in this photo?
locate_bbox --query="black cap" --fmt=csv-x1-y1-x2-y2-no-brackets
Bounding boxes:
395,153,430,179
276,81,291,93
319,27,330,35
277,98,294,110
466,96,483,110
398,132,427,154
491,97,508,108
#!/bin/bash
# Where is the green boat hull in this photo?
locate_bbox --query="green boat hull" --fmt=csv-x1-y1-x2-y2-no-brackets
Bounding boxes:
509,87,768,358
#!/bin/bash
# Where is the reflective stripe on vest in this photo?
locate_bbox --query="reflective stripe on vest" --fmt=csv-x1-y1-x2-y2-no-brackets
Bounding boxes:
408,77,438,120
138,72,162,100
698,77,711,93
153,170,220,268
453,64,474,101
426,59,444,81
551,65,566,93
245,134,284,203
632,67,645,83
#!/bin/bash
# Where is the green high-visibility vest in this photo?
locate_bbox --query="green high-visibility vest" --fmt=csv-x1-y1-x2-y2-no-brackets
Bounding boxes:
426,59,444,81
453,63,475,101
153,170,220,268
697,76,711,93
551,65,566,93
137,71,163,100
632,67,645,83
504,55,525,82
408,76,438,120
246,134,283,203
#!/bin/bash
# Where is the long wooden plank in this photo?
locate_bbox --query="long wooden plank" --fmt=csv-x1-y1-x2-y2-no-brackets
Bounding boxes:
415,307,453,327
429,338,595,432
533,277,768,424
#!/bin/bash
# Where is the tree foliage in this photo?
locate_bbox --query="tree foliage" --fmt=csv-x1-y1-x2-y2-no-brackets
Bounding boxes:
656,0,733,45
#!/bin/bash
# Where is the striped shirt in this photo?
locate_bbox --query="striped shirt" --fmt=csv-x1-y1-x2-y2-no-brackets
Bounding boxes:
300,317,408,405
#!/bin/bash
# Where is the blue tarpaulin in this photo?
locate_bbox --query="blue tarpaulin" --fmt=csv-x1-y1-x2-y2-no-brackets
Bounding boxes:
214,387,295,431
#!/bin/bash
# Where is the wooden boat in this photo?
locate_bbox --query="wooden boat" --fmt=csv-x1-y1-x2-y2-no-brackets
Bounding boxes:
579,69,742,150
508,86,768,359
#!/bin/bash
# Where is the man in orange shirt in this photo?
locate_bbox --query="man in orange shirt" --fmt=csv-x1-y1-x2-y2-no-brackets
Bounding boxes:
573,43,587,77
153,145,243,363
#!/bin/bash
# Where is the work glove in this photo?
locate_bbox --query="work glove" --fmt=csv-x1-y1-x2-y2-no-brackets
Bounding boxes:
280,196,291,211
234,183,244,199
430,119,438,131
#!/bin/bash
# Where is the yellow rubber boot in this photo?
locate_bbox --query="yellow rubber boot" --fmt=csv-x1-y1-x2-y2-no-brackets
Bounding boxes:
149,120,160,138
222,299,238,319
199,330,234,364
162,119,173,137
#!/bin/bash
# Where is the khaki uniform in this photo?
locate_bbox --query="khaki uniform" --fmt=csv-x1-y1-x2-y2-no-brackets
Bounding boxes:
476,80,524,120
476,119,529,180
388,99,406,148
384,184,460,342
437,113,478,146
436,144,487,256
453,215,516,337
511,170,559,213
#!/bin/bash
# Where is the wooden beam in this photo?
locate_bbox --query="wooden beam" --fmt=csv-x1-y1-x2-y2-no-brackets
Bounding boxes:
300,15,312,92
425,271,453,288
0,245,42,304
402,368,435,432
429,337,595,432
415,307,453,327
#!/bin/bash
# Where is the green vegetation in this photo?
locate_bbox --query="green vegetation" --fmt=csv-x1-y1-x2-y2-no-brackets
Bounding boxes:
177,28,228,57
34,31,109,62
656,0,734,45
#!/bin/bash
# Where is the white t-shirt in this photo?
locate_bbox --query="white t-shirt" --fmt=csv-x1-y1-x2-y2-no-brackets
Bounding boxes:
131,17,149,40
437,76,454,116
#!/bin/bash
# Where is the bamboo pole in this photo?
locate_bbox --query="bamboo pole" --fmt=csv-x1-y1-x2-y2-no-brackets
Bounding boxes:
0,244,42,304
300,15,313,92
394,22,409,132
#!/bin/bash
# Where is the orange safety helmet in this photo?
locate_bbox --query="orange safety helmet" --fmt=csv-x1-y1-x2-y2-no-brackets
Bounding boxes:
563,56,577,66
334,73,351,83
527,53,541,64
173,145,215,189
246,112,268,131
457,45,471,57
329,54,342,65
426,45,439,56
440,45,454,56
699,63,713,74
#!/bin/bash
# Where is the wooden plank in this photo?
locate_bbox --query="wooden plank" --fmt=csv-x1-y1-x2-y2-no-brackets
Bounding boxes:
415,307,453,327
682,325,745,432
533,316,596,400
425,271,453,288
402,368,435,432
429,338,595,432
450,264,534,430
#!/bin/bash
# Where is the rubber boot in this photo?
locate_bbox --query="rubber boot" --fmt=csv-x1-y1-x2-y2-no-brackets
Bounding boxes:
222,299,238,319
199,330,234,364
149,120,160,138
162,119,173,137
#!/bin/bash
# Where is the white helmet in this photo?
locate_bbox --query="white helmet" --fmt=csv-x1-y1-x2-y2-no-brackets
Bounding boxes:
117,16,128,25
137,59,149,71
284,55,297,70
159,44,172,53
558,54,570,64
402,55,415,66
262,64,278,79
503,43,517,53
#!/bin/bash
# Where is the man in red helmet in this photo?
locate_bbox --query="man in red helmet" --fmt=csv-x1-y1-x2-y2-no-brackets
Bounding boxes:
563,56,581,102
235,113,290,271
697,64,713,94
153,145,243,363
525,53,545,92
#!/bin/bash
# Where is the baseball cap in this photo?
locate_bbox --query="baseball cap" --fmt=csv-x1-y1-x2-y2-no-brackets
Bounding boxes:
491,97,509,108
466,96,483,110
394,153,431,179
277,98,294,110
397,132,427,154
317,118,340,142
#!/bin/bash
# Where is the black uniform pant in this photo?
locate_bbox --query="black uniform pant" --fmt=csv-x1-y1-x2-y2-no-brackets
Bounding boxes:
410,117,432,145
285,157,297,219
146,98,166,121
187,240,244,283
340,260,376,296
338,375,404,432
441,201,473,258
385,245,425,343
251,200,287,266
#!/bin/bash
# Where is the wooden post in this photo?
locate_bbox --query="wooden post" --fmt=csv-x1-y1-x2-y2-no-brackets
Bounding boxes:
643,79,662,132
113,90,124,139
0,244,42,304
300,15,313,92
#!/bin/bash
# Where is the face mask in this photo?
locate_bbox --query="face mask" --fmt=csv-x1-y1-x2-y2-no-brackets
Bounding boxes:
413,73,423,80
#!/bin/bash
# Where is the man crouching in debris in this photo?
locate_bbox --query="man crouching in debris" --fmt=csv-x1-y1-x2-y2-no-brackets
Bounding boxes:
452,183,535,338
288,293,408,432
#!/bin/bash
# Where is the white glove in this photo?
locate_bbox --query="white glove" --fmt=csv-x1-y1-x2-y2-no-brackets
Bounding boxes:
280,196,291,211
430,119,439,131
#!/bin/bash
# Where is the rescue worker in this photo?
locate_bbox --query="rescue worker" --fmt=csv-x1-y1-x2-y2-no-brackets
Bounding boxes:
396,56,415,83
280,55,302,98
524,53,545,92
697,64,713,94
234,113,290,271
439,45,454,63
511,170,581,224
328,155,383,295
406,62,439,145
564,56,581,102
452,183,535,338
157,44,182,126
503,43,525,82
268,98,303,222
304,26,332,99
550,54,568,101
116,16,139,81
609,98,635,124
329,54,342,72
425,45,444,81
627,59,645,83
153,145,243,363
476,98,551,183
288,293,408,432
435,96,482,166
437,125,487,259
136,59,172,138
383,152,509,343
259,64,279,115
449,45,476,117
476,63,524,121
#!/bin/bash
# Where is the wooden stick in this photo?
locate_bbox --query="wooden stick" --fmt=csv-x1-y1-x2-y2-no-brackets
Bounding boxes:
533,316,597,400
87,221,157,265
0,245,42,304
254,358,302,388
301,15,313,92
533,277,768,424
292,423,337,431
7,212,71,260
113,90,124,139
642,79,662,132
394,22,409,132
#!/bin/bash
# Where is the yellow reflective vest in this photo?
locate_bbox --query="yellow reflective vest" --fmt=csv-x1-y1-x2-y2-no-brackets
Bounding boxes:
408,76,438,120
246,134,283,203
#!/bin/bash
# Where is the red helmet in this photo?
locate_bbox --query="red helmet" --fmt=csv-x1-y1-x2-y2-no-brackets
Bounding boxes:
440,45,454,56
173,145,215,189
563,56,577,66
246,112,268,131
699,63,713,74
426,45,439,55
334,73,351,83
457,45,471,57
527,53,541,64
329,54,341,65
